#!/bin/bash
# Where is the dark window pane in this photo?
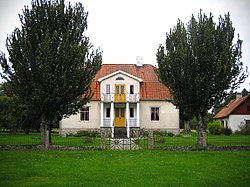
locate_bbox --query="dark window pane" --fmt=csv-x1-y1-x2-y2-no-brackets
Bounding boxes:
116,76,124,80
121,86,124,94
130,108,134,118
121,108,125,117
130,85,134,94
115,108,119,117
106,84,110,94
106,108,110,118
116,86,119,94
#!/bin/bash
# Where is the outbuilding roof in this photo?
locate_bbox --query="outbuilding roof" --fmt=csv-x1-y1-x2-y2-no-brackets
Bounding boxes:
91,64,172,100
214,95,250,119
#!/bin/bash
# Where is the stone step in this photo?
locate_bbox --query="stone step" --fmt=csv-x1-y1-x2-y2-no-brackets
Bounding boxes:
114,127,127,138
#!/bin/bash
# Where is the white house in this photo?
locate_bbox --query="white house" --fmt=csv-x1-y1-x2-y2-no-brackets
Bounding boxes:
60,63,180,138
214,94,250,131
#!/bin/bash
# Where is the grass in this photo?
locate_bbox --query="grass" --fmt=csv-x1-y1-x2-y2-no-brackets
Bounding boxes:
0,150,249,186
0,132,100,147
154,133,250,147
0,131,250,147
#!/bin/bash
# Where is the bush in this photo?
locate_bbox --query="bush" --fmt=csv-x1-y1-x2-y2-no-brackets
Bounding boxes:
167,132,175,137
84,137,94,144
154,135,165,143
154,130,167,136
208,121,223,135
221,127,232,135
236,123,250,135
154,130,174,137
75,130,100,138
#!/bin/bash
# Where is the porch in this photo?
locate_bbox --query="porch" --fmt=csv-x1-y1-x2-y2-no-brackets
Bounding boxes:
100,102,140,138
101,93,140,103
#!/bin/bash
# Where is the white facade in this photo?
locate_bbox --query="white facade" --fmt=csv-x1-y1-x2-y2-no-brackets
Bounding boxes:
60,70,180,137
140,101,179,133
59,101,100,136
217,115,250,132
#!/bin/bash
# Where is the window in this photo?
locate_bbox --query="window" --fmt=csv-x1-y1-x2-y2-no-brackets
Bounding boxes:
106,84,110,94
247,106,250,111
151,107,159,121
121,108,125,117
80,107,89,121
130,85,134,94
116,76,124,80
106,108,110,118
130,108,134,118
115,85,119,94
121,85,124,94
221,121,224,127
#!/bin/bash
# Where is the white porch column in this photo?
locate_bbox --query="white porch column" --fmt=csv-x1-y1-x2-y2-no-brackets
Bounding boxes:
137,102,140,127
111,102,114,138
100,102,104,127
126,102,130,138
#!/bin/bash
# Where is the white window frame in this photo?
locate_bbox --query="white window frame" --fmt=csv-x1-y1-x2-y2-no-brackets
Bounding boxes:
80,106,90,121
106,84,110,94
150,107,160,121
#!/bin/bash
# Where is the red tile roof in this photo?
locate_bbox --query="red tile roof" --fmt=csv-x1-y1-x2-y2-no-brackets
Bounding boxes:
91,64,172,100
214,95,250,119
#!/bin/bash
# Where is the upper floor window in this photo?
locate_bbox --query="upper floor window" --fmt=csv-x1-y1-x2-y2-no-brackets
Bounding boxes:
106,84,110,94
247,106,250,111
80,107,89,121
130,85,134,94
116,76,124,80
151,107,159,121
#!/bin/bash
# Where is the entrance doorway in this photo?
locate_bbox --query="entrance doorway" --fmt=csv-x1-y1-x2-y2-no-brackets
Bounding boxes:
115,108,126,127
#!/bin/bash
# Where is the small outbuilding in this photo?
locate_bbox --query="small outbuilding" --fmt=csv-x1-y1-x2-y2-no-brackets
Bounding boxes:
214,94,250,131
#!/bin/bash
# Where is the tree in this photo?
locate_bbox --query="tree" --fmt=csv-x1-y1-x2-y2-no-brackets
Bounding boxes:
0,0,102,147
157,11,248,147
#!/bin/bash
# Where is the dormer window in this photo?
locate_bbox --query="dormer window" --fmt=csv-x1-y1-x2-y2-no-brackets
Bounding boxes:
116,76,124,80
106,84,110,94
130,85,134,94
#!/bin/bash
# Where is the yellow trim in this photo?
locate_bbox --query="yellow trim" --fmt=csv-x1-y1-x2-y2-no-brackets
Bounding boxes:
114,108,126,127
115,84,126,102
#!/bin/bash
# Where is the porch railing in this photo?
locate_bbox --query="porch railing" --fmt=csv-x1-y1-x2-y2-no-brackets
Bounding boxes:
101,93,139,102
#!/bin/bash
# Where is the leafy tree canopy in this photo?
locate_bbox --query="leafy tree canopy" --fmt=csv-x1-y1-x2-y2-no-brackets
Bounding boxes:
0,0,102,146
157,10,248,146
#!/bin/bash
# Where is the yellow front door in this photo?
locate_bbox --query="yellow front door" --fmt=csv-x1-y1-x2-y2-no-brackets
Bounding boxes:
115,108,126,127
115,84,126,102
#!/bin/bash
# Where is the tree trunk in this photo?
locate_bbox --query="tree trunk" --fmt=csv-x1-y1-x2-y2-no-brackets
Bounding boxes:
197,113,207,147
40,114,51,148
184,120,191,133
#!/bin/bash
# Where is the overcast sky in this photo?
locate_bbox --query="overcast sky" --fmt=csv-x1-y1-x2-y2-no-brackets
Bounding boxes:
0,0,249,91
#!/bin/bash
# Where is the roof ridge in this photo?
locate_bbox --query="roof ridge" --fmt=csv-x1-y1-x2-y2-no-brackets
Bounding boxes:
214,95,250,119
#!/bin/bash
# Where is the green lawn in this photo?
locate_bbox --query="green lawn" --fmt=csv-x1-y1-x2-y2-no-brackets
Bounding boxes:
154,133,250,147
0,132,250,147
0,150,249,186
0,133,100,147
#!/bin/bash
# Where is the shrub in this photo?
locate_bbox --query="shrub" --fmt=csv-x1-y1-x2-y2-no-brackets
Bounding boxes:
237,123,250,135
207,121,223,135
84,137,94,144
154,135,165,143
221,127,232,135
75,131,88,137
167,132,174,137
154,130,169,137
75,130,100,138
